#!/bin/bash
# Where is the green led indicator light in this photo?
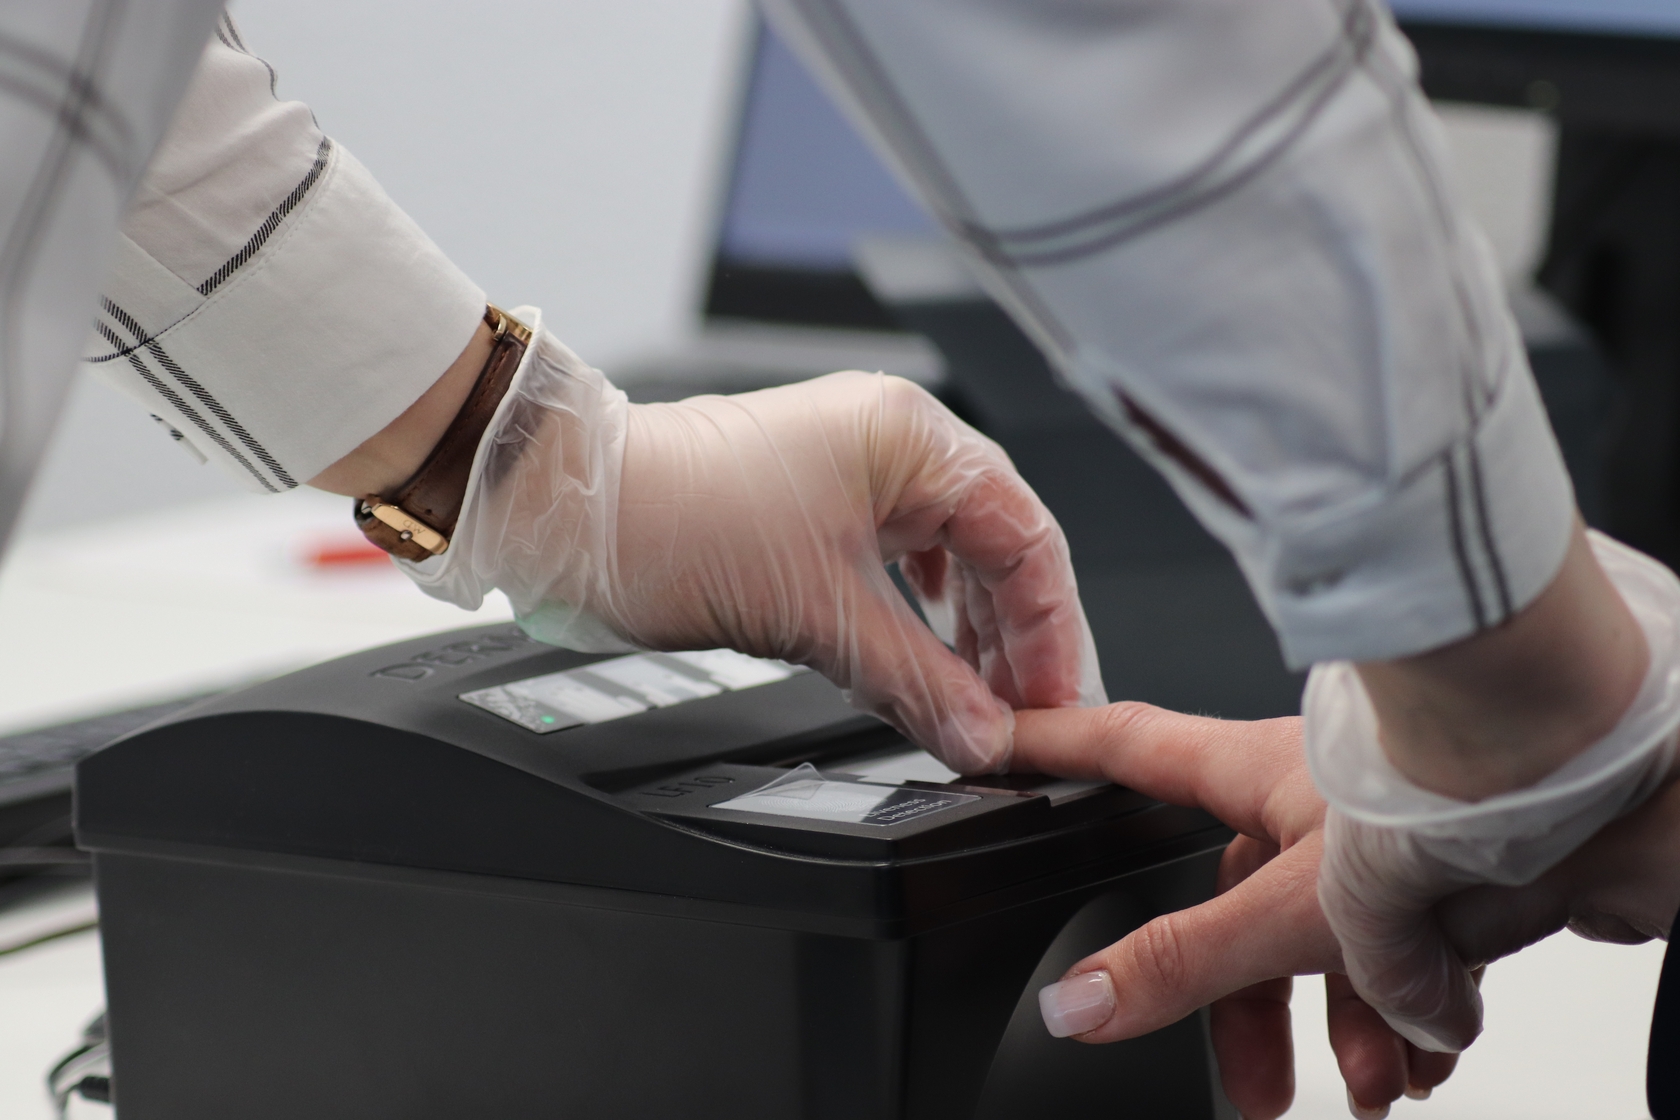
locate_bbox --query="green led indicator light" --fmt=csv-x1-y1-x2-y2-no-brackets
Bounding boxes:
541,715,556,725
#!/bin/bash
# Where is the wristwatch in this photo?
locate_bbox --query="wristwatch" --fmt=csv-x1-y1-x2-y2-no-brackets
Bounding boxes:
354,305,533,562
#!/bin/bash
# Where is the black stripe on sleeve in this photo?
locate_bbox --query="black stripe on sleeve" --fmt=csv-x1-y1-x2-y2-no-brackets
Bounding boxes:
101,299,296,488
84,317,172,364
217,11,279,97
98,318,279,493
1442,450,1488,630
966,0,1379,268
1356,37,1516,621
1465,442,1514,621
197,136,331,297
777,0,1081,356
219,11,250,53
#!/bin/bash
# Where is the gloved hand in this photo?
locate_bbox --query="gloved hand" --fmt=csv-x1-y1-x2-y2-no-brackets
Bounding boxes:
1307,531,1680,1053
1439,765,1680,957
404,308,1105,773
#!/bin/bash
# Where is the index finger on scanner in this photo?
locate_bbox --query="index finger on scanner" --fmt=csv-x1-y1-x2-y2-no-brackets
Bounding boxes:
1013,703,1307,838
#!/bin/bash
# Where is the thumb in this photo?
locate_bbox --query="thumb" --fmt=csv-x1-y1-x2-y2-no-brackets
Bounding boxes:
1318,811,1484,1053
827,560,1015,775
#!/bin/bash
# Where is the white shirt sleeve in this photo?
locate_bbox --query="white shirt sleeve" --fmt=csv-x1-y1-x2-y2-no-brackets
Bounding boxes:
82,13,486,493
761,0,1576,667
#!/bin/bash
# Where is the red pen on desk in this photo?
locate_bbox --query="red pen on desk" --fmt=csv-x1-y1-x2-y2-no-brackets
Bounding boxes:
300,539,392,569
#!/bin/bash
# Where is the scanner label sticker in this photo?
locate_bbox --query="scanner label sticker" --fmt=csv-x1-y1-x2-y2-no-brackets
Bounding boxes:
460,650,801,733
711,763,979,826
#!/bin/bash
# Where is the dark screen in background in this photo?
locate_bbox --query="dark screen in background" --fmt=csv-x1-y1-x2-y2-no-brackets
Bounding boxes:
1389,0,1680,36
705,24,935,328
715,25,935,272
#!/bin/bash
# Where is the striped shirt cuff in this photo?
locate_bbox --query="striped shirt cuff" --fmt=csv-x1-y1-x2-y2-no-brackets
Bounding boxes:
85,140,485,492
1246,363,1575,667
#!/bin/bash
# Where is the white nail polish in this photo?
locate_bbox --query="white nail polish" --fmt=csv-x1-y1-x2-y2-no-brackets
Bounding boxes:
1038,971,1115,1038
1346,1088,1390,1120
1403,1085,1432,1101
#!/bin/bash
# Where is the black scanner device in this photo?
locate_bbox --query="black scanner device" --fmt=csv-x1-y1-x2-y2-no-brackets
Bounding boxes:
77,623,1237,1119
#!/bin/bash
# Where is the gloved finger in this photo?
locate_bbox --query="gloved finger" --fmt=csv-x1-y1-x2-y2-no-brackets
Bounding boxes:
1325,972,1463,1111
1037,837,1338,1045
1435,879,1568,969
833,562,1015,774
1322,908,1482,1055
879,389,1096,711
1568,912,1657,944
1209,977,1296,1120
905,506,1089,714
1325,971,1408,1117
1394,974,1473,1101
1397,972,1474,1095
1433,858,1649,964
1318,813,1484,1053
934,465,1098,709
1013,704,1319,843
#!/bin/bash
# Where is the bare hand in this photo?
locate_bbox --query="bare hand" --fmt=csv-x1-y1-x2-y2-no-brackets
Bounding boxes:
1014,703,1458,1119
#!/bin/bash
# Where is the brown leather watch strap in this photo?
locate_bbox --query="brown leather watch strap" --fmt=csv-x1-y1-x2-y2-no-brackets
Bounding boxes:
355,305,532,562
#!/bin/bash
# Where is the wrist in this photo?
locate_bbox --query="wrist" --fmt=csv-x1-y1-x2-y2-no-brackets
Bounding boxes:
309,315,497,496
1356,523,1648,801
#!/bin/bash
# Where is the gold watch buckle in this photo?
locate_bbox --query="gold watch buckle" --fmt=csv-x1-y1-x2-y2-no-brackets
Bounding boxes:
488,304,533,346
364,501,450,556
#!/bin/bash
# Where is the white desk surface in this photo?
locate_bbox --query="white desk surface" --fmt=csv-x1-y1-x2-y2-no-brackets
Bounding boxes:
0,493,1664,1119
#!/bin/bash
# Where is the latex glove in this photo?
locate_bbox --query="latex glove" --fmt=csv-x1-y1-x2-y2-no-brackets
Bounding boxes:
1307,531,1680,1053
1013,704,1461,1120
404,309,1104,773
1439,767,1680,958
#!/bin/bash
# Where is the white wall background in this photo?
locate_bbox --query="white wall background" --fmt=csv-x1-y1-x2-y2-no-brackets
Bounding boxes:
17,12,1558,535
223,0,750,369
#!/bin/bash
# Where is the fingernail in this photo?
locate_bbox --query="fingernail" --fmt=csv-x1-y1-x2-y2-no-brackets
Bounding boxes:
1403,1085,1432,1100
1038,971,1115,1038
1346,1089,1390,1120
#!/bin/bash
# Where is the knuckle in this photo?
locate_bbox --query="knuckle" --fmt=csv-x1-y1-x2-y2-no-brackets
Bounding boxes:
1091,700,1162,748
878,373,932,412
1125,913,1192,998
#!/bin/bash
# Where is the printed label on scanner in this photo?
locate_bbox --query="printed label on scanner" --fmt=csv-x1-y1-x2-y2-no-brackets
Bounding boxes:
711,763,978,826
460,649,801,733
